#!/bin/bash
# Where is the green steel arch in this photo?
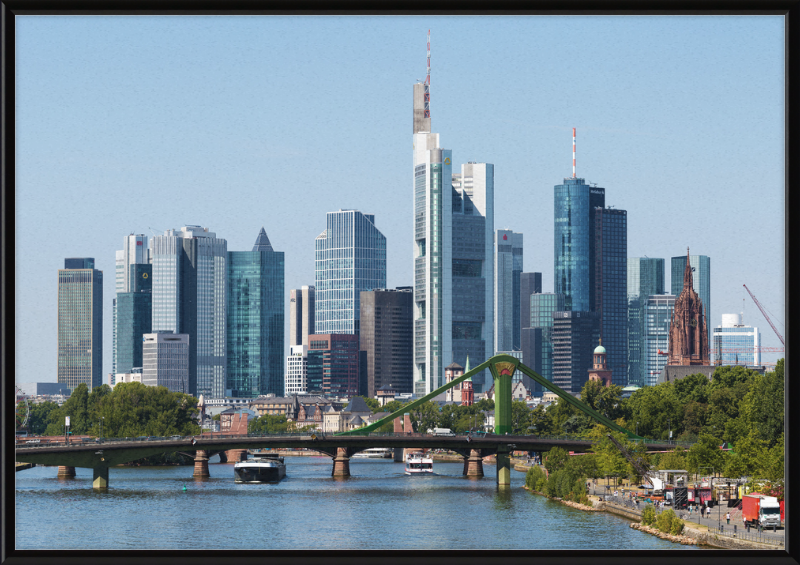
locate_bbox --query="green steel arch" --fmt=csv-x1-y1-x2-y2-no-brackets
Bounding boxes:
337,354,643,440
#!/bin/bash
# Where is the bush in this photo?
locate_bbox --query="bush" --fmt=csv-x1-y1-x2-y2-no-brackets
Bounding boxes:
525,466,546,490
641,504,656,526
579,494,591,507
654,509,683,535
536,477,547,492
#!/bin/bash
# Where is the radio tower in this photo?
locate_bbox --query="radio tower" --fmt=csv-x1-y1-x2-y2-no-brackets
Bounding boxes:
572,127,576,178
424,30,431,119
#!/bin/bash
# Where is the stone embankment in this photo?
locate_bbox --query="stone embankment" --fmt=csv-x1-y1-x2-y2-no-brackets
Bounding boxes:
521,485,599,512
630,522,698,545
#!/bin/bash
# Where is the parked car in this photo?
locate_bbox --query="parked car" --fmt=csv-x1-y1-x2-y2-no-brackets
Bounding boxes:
170,435,182,440
136,436,148,441
25,439,41,444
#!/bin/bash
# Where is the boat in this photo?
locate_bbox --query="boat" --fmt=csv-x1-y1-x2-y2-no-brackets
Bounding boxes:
233,455,286,483
404,451,433,475
352,448,393,459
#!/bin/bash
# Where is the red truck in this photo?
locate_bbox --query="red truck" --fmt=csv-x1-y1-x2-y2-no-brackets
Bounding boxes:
742,493,782,529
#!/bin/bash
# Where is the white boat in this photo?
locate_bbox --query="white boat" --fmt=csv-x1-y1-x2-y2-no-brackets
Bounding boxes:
352,448,393,459
405,451,433,475
234,455,286,483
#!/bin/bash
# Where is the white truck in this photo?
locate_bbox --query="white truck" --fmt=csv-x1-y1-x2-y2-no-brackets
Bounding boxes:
742,494,782,529
431,428,455,436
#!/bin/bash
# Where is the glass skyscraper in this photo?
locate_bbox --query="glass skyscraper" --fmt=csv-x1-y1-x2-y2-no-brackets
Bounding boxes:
227,228,285,398
523,293,565,395
58,258,103,392
627,258,665,386
554,177,605,312
494,229,522,353
713,314,761,366
314,210,386,336
113,234,148,379
594,207,628,386
671,254,710,349
151,226,227,398
643,294,675,387
115,264,152,376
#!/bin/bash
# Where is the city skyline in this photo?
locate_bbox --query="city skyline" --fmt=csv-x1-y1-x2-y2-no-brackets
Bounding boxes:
15,16,785,385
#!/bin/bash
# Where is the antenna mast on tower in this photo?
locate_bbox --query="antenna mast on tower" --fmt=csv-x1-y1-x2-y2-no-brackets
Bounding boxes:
424,30,431,119
572,128,577,178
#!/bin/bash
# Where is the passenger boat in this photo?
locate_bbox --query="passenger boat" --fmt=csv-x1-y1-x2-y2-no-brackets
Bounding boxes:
352,448,393,459
404,451,433,475
233,455,286,483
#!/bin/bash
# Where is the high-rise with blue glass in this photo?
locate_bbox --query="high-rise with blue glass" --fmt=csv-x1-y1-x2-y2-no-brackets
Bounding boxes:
594,207,628,386
712,313,761,366
314,210,386,337
494,229,522,353
554,177,604,312
227,228,285,397
627,258,665,386
113,234,148,380
523,292,565,395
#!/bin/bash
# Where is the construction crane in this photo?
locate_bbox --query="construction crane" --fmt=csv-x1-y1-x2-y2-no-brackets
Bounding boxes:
606,434,663,494
743,284,784,345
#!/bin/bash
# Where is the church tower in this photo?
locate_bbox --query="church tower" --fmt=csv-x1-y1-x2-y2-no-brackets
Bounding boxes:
667,248,710,366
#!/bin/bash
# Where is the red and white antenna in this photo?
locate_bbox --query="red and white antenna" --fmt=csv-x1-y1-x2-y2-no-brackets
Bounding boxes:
572,127,576,178
424,30,431,119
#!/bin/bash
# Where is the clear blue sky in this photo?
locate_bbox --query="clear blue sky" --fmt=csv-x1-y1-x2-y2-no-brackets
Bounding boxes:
15,16,785,385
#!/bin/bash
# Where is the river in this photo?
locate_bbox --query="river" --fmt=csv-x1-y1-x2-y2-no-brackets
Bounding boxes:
15,455,699,550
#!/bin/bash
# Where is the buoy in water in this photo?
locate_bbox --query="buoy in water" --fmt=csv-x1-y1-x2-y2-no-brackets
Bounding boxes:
182,484,187,491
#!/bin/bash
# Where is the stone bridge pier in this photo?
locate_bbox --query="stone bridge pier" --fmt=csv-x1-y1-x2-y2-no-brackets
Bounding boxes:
462,449,484,477
57,465,76,479
193,450,210,479
332,447,351,477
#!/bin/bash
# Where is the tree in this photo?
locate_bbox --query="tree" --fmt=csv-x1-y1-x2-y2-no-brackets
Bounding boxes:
657,447,687,471
248,414,289,434
381,400,409,415
411,400,440,433
27,401,59,435
359,396,381,413
685,433,725,476
543,446,569,473
623,383,683,440
511,400,533,434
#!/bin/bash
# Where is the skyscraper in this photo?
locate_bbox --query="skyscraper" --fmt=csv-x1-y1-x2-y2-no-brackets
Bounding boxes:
307,333,361,397
494,230,522,353
289,285,315,347
58,258,103,392
520,272,543,331
643,294,675,387
227,228,285,398
115,264,152,376
554,175,605,312
359,287,413,396
594,207,627,386
713,314,761,366
112,234,148,378
151,225,227,398
142,332,189,393
671,253,710,348
413,56,494,395
523,292,565,395
627,258,665,387
551,310,600,394
314,210,386,336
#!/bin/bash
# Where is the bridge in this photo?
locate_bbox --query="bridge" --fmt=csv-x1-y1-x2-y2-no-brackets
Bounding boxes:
15,355,691,489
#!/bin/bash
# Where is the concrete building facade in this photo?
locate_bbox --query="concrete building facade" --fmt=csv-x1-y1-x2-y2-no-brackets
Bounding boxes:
285,345,309,395
359,287,413,397
58,258,103,392
142,332,189,393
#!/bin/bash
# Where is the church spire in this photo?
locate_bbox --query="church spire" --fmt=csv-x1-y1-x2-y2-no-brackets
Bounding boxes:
683,247,693,290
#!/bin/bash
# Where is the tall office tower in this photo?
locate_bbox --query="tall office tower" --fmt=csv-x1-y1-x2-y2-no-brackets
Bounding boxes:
285,345,309,395
594,207,628,386
670,253,710,348
115,264,152,376
57,258,103,392
359,287,414,397
643,294,675,387
227,228,285,398
112,234,148,378
289,286,316,347
449,163,494,394
511,234,523,351
522,293,565,395
142,332,189,393
627,258,665,387
554,177,605,312
307,334,361,397
314,210,386,337
551,310,600,394
494,230,522,353
151,225,227,397
713,314,761,366
520,272,543,330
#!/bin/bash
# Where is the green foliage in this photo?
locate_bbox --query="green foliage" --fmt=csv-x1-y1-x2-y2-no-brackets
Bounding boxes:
525,465,547,490
535,476,547,492
359,396,382,413
623,383,683,440
248,414,289,434
44,382,200,438
656,447,687,471
543,446,569,473
27,401,60,435
410,400,441,433
641,505,657,526
655,509,683,535
686,433,725,475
